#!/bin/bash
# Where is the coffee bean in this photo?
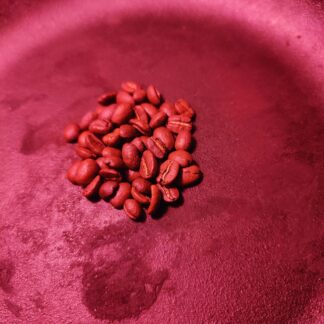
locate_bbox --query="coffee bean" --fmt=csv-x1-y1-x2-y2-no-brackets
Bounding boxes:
69,159,99,186
116,91,135,106
83,175,101,198
102,128,121,147
124,199,143,220
179,165,202,187
133,88,146,103
80,111,97,130
78,131,92,147
75,145,97,159
157,184,180,203
132,177,151,194
124,169,141,182
100,156,125,169
89,119,113,135
146,137,167,159
174,99,195,118
140,136,149,148
168,150,193,167
121,81,140,93
129,118,151,135
122,143,140,170
140,150,158,179
134,105,149,124
147,85,161,106
149,111,167,129
120,124,139,139
84,132,105,155
64,123,80,142
160,101,177,116
131,187,151,205
66,161,82,185
167,115,192,133
147,184,161,215
99,167,122,182
97,91,116,106
175,130,192,151
96,157,107,169
111,103,134,125
131,137,146,153
157,159,180,185
153,127,174,151
99,181,119,199
101,147,122,158
98,104,117,121
141,103,158,118
95,106,105,115
110,182,131,209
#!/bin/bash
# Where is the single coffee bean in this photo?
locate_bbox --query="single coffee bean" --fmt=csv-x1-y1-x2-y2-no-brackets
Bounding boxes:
120,124,139,139
141,103,158,118
66,161,82,185
89,119,112,135
179,165,202,187
97,91,116,106
134,105,149,124
95,105,105,115
101,156,125,169
132,177,151,194
72,159,99,186
84,132,105,155
99,167,122,182
102,147,122,158
111,103,134,125
129,118,151,135
98,104,117,121
131,137,145,153
78,131,92,147
153,127,174,151
80,111,97,130
98,180,119,199
146,136,167,159
83,175,101,198
131,187,151,205
175,130,192,151
121,81,140,93
124,199,143,220
64,123,80,142
147,184,161,215
157,184,180,203
122,143,141,170
157,159,180,186
133,88,146,103
110,182,131,209
149,111,167,129
167,115,192,133
124,169,141,182
102,128,121,147
75,145,97,159
140,150,158,179
168,150,193,167
174,99,195,118
146,85,161,106
96,157,107,169
116,90,135,106
160,101,177,117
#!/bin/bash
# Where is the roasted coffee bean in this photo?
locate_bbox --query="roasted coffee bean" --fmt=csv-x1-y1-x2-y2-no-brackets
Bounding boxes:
129,118,151,135
110,182,131,209
102,128,121,147
99,167,122,182
133,88,146,103
167,115,192,133
157,184,180,203
147,184,161,215
122,143,141,170
146,85,161,106
98,180,119,199
132,177,151,194
68,159,99,186
78,131,92,147
124,199,143,220
140,150,158,179
116,90,135,106
146,137,167,159
149,111,167,129
101,156,125,169
89,119,112,135
97,91,116,106
174,99,195,118
160,101,177,116
111,103,134,125
124,169,141,182
80,111,97,130
179,165,202,187
121,81,140,93
83,175,101,198
75,145,97,159
95,106,105,115
131,137,145,153
140,136,149,148
157,159,180,185
66,161,82,185
134,105,149,124
168,150,193,167
120,124,139,139
64,123,80,142
175,130,192,151
141,103,158,118
84,132,105,155
98,104,117,121
131,187,151,205
153,127,174,151
96,157,107,169
102,147,122,158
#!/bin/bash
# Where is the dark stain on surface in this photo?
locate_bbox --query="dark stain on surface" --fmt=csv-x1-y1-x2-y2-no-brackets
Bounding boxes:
0,259,15,293
4,299,22,317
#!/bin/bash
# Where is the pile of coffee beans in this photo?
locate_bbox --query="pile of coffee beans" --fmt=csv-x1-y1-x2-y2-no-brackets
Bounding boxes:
64,82,202,220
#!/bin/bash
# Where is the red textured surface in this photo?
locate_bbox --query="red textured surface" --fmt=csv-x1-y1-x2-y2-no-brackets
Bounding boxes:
0,0,323,323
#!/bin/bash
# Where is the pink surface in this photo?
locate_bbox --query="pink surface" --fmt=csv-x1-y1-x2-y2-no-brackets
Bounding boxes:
0,0,323,323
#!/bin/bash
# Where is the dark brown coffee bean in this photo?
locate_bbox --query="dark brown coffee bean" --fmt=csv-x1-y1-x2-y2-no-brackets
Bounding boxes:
132,177,151,194
64,123,80,143
124,169,141,182
84,133,105,155
140,136,149,148
75,145,97,159
149,111,167,129
116,91,135,106
153,127,174,151
98,180,119,199
96,157,107,169
147,184,161,215
179,165,202,187
70,159,99,186
146,137,167,159
99,167,122,182
111,103,134,125
131,187,151,205
101,156,125,169
168,150,193,167
175,130,192,151
146,85,161,106
167,115,192,133
124,199,143,220
80,111,97,130
66,161,82,185
110,182,131,209
157,159,180,185
98,104,117,121
120,124,139,139
129,118,151,135
134,105,149,124
102,128,121,147
102,147,122,158
140,150,158,179
78,131,92,147
83,175,101,198
122,143,140,170
133,88,146,103
121,81,140,93
97,91,116,106
131,137,145,153
157,184,180,203
174,99,195,118
89,119,113,135
141,103,158,118
160,102,177,117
